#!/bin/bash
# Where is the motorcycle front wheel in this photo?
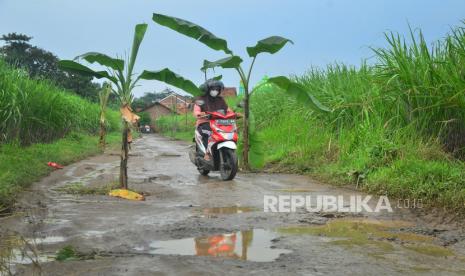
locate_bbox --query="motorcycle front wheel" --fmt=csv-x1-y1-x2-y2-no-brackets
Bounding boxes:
219,148,238,181
198,167,210,176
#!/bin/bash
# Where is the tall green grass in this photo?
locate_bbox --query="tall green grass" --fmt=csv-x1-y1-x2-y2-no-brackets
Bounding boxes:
251,23,465,210
156,113,196,141
0,60,120,145
0,59,122,212
373,26,465,156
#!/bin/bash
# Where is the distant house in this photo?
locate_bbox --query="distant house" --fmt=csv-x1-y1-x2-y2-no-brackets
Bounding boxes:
222,87,237,97
139,89,235,131
139,102,172,131
139,92,192,131
158,93,192,114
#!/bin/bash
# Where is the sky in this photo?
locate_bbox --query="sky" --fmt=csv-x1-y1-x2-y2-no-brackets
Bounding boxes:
1,0,465,97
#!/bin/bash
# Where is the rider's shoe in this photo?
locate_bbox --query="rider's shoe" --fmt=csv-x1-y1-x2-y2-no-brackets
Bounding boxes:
201,153,213,168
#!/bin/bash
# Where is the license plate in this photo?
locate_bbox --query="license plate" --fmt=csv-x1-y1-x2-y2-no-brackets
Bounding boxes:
216,119,235,125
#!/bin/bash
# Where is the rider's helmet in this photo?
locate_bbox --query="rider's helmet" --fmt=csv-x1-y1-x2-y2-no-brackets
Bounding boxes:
200,79,224,96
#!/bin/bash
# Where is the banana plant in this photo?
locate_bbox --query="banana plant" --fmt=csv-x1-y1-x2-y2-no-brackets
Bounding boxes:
59,23,202,189
152,13,330,169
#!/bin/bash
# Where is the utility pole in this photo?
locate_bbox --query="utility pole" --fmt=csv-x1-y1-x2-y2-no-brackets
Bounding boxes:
171,92,178,138
185,99,188,131
171,93,175,137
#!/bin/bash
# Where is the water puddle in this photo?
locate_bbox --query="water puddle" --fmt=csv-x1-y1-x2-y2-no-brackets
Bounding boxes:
274,188,313,193
62,161,118,185
83,230,107,237
8,249,54,265
197,206,256,217
277,218,465,273
31,236,66,245
1,233,55,274
42,218,71,226
158,152,181,157
278,218,456,257
149,229,291,262
153,174,172,181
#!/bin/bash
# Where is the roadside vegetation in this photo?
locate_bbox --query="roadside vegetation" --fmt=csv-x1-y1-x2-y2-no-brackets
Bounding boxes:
0,60,120,145
0,60,121,213
157,23,465,211
252,23,465,211
156,113,195,141
0,132,120,213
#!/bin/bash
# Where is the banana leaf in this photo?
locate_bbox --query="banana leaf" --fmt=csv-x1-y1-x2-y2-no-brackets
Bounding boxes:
140,68,202,96
153,13,232,54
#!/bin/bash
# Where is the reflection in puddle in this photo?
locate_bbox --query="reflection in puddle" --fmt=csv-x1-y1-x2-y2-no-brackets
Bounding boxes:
9,249,54,265
198,206,256,217
1,233,54,275
149,229,291,262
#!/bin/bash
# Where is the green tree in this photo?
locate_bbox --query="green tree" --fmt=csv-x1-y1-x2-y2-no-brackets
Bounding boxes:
131,91,171,110
0,32,101,101
137,112,151,126
1,33,61,80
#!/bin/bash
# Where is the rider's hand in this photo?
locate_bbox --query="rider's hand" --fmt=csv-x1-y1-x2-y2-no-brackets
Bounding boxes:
235,112,243,118
197,112,207,118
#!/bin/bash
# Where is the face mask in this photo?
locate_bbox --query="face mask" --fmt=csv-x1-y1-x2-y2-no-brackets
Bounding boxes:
210,90,219,97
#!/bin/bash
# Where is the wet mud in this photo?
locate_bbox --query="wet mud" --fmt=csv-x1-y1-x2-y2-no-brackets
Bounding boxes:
1,134,464,275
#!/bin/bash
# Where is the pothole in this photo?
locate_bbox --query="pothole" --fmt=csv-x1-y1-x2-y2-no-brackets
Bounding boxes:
1,232,55,274
278,218,458,258
31,236,66,245
158,152,181,157
9,249,55,265
145,176,158,183
148,229,291,262
197,206,257,217
153,174,172,181
273,188,313,193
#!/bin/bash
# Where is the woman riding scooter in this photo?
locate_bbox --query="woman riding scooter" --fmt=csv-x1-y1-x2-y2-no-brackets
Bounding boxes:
193,79,233,162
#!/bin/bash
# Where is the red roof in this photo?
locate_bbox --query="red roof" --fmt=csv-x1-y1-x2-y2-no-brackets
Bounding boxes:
157,93,191,114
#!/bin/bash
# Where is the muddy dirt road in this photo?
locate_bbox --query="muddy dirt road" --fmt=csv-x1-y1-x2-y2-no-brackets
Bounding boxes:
1,135,465,275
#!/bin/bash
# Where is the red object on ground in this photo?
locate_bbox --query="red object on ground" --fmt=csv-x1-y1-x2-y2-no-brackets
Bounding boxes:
47,162,64,169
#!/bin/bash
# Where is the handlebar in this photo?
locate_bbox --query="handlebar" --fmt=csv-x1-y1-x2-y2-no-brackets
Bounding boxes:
197,113,242,119
197,114,211,119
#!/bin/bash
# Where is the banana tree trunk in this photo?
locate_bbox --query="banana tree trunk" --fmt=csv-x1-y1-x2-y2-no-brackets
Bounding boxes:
99,117,106,150
120,121,129,189
242,92,250,170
